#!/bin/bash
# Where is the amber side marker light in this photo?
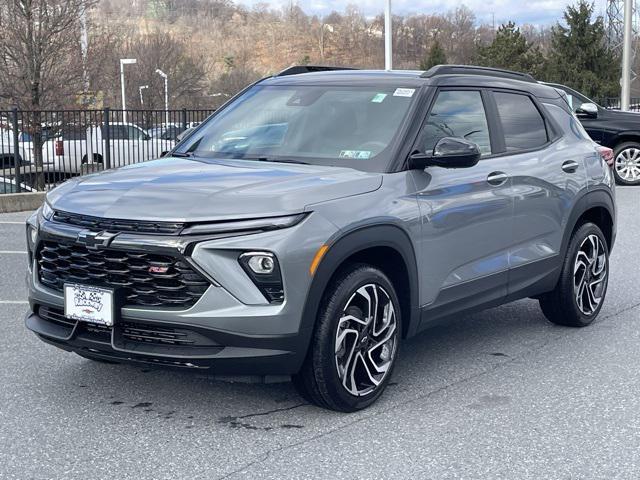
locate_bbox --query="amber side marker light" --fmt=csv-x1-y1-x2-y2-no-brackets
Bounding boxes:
310,244,329,276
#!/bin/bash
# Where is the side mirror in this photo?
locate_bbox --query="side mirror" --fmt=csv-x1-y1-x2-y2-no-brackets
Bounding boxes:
576,102,598,118
408,137,481,170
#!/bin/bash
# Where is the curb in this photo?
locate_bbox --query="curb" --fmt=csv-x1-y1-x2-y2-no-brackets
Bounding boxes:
0,192,45,213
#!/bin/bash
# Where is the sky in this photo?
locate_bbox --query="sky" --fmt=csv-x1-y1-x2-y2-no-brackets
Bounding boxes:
236,0,610,27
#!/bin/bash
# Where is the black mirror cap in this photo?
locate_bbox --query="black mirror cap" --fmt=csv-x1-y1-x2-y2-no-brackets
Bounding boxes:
408,137,481,170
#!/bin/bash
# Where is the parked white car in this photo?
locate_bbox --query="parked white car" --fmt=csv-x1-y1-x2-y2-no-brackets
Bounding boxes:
42,123,175,174
0,128,34,165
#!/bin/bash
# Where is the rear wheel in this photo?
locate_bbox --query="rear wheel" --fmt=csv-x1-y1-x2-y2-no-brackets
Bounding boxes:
293,265,401,412
539,222,609,327
612,142,640,185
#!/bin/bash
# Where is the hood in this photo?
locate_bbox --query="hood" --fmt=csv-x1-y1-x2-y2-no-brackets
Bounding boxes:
47,157,382,222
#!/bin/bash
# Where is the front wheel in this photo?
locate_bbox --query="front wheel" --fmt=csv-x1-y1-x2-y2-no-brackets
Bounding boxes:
539,222,609,327
293,265,401,412
612,142,640,185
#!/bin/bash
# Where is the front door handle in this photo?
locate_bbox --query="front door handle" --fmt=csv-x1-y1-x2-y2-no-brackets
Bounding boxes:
487,171,508,186
562,160,580,173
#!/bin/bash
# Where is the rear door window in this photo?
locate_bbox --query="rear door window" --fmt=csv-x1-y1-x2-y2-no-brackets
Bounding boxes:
493,92,548,151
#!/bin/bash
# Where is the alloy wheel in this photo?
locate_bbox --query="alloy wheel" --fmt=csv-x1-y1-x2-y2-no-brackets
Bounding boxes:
334,283,398,397
573,234,608,316
615,147,640,182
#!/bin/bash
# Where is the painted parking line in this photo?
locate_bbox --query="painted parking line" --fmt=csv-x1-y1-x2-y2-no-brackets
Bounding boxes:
0,300,28,304
0,251,27,254
0,221,26,225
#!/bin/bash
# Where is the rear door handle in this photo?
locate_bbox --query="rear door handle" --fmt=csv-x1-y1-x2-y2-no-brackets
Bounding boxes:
487,171,508,186
562,160,580,173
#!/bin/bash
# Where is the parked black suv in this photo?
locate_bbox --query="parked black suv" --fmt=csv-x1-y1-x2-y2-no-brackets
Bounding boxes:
546,82,640,185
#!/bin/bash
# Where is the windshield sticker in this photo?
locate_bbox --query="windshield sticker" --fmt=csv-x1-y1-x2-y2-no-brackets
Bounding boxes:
393,88,415,97
339,150,371,159
371,93,387,103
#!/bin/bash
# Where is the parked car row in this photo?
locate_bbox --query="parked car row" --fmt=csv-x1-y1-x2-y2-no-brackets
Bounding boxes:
43,123,175,174
0,122,176,178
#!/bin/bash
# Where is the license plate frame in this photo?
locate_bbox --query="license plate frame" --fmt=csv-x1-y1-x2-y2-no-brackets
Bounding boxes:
63,283,115,327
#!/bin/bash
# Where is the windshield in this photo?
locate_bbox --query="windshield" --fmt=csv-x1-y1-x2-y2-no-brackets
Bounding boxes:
177,84,417,172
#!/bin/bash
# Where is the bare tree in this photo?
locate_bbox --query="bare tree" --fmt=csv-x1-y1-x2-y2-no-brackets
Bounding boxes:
0,0,94,189
0,0,94,110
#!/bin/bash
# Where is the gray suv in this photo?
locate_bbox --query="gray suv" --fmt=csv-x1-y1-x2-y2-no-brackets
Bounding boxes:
25,65,616,412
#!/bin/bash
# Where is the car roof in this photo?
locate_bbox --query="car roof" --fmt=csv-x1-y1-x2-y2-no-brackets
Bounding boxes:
261,65,562,99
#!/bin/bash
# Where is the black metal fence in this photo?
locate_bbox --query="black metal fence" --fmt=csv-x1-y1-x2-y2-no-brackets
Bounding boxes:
0,108,215,194
598,97,640,111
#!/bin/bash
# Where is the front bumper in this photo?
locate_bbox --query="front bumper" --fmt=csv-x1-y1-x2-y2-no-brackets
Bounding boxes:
25,210,339,375
25,305,300,374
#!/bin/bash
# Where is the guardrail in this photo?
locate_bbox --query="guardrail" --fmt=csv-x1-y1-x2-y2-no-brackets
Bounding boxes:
0,108,215,194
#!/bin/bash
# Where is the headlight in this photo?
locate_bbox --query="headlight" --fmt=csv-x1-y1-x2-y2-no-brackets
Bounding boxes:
28,225,38,246
239,251,284,303
26,224,38,265
41,201,54,220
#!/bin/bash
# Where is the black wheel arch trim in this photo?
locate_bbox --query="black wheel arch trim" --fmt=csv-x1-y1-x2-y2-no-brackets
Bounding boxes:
561,187,616,259
297,222,421,365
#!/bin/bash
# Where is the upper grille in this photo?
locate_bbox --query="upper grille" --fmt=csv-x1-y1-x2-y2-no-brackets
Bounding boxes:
53,211,185,235
37,240,210,308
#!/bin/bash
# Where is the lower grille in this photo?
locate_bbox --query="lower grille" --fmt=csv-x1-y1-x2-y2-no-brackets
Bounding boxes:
122,322,196,346
37,240,210,308
38,305,75,328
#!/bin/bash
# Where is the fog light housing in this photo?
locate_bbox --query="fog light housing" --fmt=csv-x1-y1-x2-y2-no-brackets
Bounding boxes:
239,252,284,303
247,254,275,274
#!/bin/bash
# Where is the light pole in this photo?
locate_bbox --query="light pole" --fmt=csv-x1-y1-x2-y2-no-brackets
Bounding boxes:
139,85,149,106
120,58,137,123
155,69,169,126
621,0,633,111
384,0,392,70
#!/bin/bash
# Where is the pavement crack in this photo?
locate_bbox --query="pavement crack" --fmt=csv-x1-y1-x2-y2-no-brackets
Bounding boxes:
234,403,307,420
217,403,307,432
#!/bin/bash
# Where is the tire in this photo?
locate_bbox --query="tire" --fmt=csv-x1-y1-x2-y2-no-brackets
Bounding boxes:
81,154,103,164
293,264,401,412
539,222,609,327
612,142,640,185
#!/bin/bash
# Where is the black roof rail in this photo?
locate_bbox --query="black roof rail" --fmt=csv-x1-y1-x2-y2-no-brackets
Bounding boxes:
276,65,359,77
421,64,536,83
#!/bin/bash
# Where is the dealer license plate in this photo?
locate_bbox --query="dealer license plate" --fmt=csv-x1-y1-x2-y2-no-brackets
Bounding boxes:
64,284,114,326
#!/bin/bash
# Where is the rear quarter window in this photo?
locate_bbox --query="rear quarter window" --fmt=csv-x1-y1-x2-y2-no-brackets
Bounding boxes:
494,92,548,151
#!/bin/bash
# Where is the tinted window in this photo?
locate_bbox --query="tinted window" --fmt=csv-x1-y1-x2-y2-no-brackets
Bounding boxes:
421,90,491,155
127,126,146,140
100,125,129,140
494,92,548,151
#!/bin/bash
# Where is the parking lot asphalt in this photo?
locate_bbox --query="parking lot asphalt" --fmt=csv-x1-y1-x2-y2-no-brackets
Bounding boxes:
1,188,639,480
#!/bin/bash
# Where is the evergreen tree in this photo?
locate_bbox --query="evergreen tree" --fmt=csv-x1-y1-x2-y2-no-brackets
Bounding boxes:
476,22,543,76
420,39,447,70
543,1,620,99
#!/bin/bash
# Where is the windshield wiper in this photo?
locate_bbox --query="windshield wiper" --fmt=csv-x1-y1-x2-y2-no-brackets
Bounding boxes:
246,156,309,165
171,151,193,158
